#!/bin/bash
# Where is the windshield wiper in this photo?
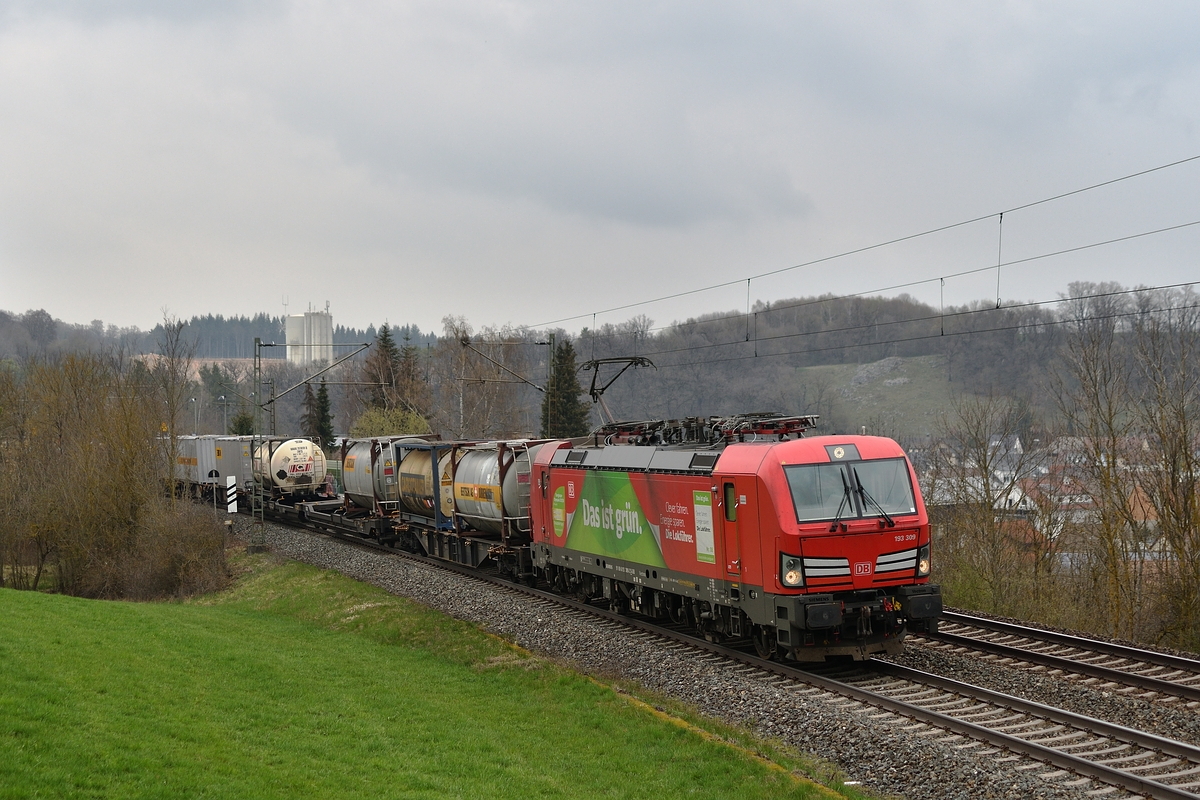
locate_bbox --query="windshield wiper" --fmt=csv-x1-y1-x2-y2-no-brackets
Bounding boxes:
829,469,852,532
853,467,895,528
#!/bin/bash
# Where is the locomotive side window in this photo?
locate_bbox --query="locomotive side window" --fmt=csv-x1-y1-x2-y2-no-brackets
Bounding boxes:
784,458,916,523
723,482,737,522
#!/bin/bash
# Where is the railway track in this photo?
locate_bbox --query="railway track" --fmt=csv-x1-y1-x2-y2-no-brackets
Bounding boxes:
282,515,1200,799
919,612,1200,707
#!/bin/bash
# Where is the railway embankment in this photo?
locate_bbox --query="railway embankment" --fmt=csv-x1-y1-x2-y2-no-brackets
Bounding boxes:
241,514,1125,800
0,546,855,800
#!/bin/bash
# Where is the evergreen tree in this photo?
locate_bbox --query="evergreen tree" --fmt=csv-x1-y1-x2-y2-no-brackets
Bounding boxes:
540,338,592,438
364,323,401,408
315,378,335,446
300,381,319,440
397,331,430,415
229,408,254,435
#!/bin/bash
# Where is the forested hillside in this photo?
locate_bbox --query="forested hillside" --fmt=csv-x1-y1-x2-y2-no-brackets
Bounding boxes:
1,281,1180,440
144,315,436,359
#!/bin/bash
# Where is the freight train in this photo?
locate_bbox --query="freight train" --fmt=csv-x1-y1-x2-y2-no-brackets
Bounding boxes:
176,413,942,661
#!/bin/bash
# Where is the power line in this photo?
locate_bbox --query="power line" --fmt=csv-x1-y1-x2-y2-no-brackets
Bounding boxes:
649,297,1200,372
470,281,1198,368
593,281,1198,363
547,215,1200,349
525,153,1200,331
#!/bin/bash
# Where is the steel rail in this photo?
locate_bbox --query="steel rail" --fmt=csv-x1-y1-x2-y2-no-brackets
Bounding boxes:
862,660,1200,763
275,514,1200,799
929,612,1200,704
941,611,1200,675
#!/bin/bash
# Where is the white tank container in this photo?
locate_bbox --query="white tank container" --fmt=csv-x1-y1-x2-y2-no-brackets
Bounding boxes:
254,438,328,492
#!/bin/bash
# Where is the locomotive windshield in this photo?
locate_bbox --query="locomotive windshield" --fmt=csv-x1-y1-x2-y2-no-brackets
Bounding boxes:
785,458,917,523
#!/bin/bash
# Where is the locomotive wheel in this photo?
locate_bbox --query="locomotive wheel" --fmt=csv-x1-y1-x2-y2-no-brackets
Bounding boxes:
752,626,777,660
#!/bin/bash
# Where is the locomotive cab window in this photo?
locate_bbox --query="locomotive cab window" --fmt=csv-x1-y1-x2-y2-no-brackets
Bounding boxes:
853,458,918,517
784,458,916,523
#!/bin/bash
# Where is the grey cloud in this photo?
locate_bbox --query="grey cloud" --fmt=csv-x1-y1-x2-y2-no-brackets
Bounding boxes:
0,0,283,26
1,1,1198,333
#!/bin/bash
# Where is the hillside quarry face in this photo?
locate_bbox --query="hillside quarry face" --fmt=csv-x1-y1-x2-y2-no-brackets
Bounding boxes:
850,357,905,387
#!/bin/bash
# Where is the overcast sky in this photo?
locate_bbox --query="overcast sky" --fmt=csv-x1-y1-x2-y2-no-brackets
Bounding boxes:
1,1,1198,336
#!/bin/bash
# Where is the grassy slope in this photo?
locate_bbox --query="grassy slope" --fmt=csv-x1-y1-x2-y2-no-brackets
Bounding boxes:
793,355,954,439
0,553,869,800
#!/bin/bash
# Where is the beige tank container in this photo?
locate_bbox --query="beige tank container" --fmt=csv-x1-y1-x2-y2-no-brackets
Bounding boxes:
397,448,456,518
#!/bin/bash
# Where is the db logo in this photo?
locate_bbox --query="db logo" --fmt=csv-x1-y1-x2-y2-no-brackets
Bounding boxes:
853,562,872,576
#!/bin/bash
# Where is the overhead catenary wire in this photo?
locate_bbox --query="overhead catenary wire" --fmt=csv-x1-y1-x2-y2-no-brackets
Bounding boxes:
648,297,1200,373
466,281,1198,377
523,153,1200,333
537,214,1200,353
593,280,1200,363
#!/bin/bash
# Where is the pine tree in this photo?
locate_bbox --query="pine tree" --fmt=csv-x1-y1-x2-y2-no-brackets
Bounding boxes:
364,323,401,408
300,381,320,441
540,338,592,438
396,331,429,415
229,408,254,435
315,378,335,447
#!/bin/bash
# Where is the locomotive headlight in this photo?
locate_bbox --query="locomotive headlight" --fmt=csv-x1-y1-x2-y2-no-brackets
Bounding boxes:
780,555,803,588
917,543,931,577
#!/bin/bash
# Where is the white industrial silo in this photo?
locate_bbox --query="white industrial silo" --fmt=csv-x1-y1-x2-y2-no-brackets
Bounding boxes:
286,303,334,366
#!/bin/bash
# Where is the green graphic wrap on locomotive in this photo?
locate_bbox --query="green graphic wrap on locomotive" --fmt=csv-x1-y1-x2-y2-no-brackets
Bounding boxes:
561,471,666,567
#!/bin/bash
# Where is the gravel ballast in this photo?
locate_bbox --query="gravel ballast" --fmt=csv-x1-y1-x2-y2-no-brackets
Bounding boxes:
232,517,1176,800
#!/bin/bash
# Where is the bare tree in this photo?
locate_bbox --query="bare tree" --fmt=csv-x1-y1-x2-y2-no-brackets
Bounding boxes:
154,314,197,502
1052,283,1153,640
925,394,1048,617
1128,287,1200,648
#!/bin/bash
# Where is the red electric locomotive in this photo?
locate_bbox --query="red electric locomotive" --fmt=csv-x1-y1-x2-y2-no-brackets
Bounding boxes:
529,417,942,661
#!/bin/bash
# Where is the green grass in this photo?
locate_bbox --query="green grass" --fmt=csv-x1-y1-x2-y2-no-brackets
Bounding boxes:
0,552,871,799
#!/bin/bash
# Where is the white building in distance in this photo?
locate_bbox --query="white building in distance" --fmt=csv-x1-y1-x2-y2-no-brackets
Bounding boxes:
286,304,333,366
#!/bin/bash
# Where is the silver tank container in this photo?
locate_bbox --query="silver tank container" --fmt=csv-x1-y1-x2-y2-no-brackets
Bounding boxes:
342,437,425,510
453,442,545,535
254,438,328,492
